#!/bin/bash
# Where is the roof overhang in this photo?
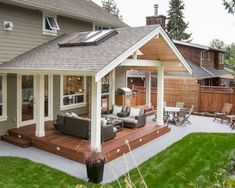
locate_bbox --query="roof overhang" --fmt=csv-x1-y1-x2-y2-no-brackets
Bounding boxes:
0,0,127,28
0,67,96,76
96,26,192,82
219,74,235,80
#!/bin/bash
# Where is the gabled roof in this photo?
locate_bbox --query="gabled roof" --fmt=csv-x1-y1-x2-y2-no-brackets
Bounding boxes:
1,0,127,28
173,40,227,53
0,25,192,81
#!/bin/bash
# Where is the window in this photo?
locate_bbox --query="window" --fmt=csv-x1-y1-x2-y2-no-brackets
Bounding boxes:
61,75,86,109
0,75,7,121
219,53,224,64
207,51,210,61
43,14,60,36
201,51,205,61
95,25,109,31
102,74,109,94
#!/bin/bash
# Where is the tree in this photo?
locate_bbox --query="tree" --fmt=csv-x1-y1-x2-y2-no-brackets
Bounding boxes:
223,0,235,14
210,39,225,49
102,0,122,20
225,43,235,67
166,0,192,41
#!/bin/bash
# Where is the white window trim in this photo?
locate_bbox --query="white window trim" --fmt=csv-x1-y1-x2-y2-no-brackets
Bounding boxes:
201,51,205,61
219,53,224,64
60,75,87,111
0,74,7,122
42,13,59,36
207,51,210,61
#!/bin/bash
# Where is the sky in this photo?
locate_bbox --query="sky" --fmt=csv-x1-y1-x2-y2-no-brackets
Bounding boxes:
93,0,235,46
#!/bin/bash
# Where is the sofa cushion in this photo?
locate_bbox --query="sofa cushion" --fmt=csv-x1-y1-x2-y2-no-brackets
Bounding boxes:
113,105,123,115
102,114,118,119
129,108,141,117
121,117,138,124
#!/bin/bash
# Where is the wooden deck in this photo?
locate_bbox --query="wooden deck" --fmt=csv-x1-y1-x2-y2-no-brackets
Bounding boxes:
3,121,170,164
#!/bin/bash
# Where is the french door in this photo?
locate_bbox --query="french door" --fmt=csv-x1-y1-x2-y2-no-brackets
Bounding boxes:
17,75,53,127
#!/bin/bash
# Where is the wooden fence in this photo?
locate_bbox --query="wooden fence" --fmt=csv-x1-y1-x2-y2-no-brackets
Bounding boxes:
131,81,235,113
132,78,200,111
199,86,235,113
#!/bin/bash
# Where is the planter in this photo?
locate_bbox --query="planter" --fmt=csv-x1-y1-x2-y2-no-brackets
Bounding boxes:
86,160,104,183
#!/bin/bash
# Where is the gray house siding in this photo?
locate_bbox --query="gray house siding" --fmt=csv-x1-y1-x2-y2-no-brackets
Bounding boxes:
0,3,92,64
0,74,17,135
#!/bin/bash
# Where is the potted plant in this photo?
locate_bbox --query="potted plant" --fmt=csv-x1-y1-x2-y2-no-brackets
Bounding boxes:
86,149,105,183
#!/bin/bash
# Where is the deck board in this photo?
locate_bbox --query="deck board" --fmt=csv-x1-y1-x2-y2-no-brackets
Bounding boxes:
6,121,170,163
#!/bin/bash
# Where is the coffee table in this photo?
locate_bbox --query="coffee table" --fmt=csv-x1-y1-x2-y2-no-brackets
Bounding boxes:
107,118,123,132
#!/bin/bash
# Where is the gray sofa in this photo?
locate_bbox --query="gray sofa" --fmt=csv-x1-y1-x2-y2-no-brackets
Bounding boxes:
54,115,116,142
120,108,146,129
102,105,129,119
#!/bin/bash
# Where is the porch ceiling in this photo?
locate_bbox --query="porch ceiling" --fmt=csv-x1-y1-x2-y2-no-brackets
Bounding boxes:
122,35,189,72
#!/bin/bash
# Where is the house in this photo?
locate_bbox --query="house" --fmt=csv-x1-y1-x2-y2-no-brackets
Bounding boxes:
0,0,127,135
0,22,192,161
127,4,232,89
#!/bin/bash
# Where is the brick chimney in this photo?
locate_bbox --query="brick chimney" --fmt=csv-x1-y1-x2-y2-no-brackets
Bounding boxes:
146,4,166,29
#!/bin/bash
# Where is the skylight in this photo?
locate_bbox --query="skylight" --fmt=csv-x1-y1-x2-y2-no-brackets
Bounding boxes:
58,30,118,47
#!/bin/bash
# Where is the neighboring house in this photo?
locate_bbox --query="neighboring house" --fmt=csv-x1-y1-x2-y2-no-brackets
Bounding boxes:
127,4,232,88
0,0,126,134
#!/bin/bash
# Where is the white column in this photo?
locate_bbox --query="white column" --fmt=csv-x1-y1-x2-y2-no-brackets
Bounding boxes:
35,75,45,137
91,76,102,151
145,72,151,107
157,66,164,125
109,70,116,110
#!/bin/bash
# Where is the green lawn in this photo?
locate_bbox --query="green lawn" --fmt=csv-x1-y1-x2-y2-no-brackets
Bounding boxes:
1,133,235,188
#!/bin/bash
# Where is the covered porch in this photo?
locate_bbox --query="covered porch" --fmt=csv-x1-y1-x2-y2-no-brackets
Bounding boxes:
0,25,192,162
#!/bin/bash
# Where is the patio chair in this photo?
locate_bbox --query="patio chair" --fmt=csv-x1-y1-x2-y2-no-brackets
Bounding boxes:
176,109,189,126
213,103,233,123
181,105,194,125
176,102,184,109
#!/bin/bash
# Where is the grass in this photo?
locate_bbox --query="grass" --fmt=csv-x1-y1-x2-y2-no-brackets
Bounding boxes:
1,133,235,187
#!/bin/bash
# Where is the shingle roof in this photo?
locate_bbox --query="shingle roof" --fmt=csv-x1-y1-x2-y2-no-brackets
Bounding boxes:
0,25,159,73
184,60,230,79
4,0,127,28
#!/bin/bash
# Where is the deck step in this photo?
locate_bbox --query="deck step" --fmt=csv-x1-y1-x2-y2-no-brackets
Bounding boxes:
1,135,31,148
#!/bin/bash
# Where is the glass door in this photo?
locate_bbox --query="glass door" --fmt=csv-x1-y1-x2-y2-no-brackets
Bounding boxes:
18,75,53,127
21,75,35,124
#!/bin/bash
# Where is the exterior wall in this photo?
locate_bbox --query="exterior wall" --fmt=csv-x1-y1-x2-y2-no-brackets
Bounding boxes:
0,3,93,63
0,74,17,135
115,67,127,89
146,15,166,29
201,51,215,68
53,75,88,120
175,44,202,66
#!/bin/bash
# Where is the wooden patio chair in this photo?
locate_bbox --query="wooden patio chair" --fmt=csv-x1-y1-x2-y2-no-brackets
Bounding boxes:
176,102,184,109
213,103,233,123
177,105,194,125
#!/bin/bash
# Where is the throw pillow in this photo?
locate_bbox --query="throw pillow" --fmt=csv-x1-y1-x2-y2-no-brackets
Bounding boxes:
112,105,122,115
65,112,72,117
129,108,141,117
71,112,79,118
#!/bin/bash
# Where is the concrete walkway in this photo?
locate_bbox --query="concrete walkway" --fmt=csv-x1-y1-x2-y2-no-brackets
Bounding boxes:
0,115,234,183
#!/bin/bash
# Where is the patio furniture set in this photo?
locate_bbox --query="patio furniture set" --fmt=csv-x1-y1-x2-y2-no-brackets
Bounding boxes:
53,105,146,142
214,103,235,129
153,102,195,126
